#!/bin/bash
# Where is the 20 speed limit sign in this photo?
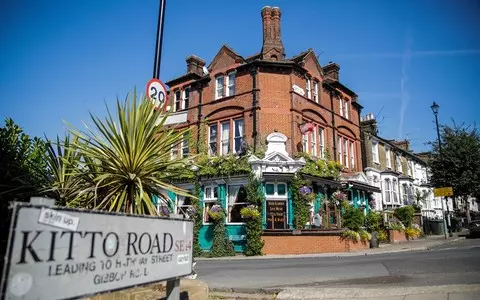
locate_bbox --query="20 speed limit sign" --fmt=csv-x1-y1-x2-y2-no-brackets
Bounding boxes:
146,78,167,110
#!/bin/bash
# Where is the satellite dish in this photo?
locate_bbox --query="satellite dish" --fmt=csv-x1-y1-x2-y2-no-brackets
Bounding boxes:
202,66,209,75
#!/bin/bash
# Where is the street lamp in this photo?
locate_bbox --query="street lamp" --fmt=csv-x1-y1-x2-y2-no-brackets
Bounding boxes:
431,101,449,239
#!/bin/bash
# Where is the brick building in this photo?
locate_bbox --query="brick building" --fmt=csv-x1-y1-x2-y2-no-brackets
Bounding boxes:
161,6,379,252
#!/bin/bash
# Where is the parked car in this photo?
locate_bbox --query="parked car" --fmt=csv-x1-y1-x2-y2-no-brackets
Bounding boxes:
468,220,480,238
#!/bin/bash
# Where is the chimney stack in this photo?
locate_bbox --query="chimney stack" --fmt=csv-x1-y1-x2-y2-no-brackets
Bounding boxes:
186,55,206,76
261,6,285,61
360,113,378,135
323,62,340,81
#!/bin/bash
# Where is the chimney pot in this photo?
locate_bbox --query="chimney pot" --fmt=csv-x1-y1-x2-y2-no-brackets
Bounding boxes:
261,6,285,61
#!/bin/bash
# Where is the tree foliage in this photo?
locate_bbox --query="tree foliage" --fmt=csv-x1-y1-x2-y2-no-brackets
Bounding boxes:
342,205,365,231
394,205,415,227
430,123,480,198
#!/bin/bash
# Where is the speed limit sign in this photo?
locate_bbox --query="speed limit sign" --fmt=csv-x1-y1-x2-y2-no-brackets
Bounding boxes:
146,78,167,110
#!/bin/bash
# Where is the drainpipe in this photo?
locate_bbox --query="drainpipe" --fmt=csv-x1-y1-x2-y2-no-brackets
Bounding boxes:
329,89,337,161
195,83,203,153
250,66,259,153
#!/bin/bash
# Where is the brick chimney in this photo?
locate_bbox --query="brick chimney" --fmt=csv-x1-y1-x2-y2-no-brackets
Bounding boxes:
360,113,378,135
323,62,340,81
261,6,285,61
186,55,206,76
391,140,410,151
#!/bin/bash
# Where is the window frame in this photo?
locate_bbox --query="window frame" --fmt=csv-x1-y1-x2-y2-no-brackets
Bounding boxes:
372,140,379,163
386,147,392,168
265,182,288,198
319,127,325,159
384,179,391,203
310,127,317,157
306,78,311,99
208,124,218,156
181,133,189,158
220,120,230,155
313,81,319,103
182,87,190,110
203,185,219,224
350,140,355,169
233,118,244,154
227,184,249,224
215,75,225,100
339,97,344,117
174,90,181,112
227,72,236,97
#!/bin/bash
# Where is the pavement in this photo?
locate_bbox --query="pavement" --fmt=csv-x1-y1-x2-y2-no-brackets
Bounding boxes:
201,231,480,299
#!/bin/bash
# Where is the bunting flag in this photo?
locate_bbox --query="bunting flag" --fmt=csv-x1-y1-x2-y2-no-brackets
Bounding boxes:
300,122,315,134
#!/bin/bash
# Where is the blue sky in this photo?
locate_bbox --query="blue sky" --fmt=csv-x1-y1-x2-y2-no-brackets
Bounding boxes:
1,0,479,152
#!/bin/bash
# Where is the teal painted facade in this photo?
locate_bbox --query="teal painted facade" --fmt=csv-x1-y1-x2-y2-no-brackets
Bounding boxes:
287,184,293,229
351,189,370,213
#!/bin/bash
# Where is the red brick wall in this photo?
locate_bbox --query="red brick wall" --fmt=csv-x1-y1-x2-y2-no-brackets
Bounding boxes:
388,229,407,244
262,235,369,255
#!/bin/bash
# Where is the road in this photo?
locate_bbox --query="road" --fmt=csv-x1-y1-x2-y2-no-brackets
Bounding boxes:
196,238,480,290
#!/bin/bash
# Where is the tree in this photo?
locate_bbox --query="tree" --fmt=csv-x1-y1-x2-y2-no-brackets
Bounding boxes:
66,90,194,215
429,123,480,223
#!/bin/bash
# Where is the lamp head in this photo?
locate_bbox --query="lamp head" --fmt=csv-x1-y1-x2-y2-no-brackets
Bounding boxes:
431,101,439,114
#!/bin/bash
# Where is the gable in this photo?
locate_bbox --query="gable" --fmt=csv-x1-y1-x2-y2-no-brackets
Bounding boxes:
264,151,294,163
303,51,324,79
207,45,245,71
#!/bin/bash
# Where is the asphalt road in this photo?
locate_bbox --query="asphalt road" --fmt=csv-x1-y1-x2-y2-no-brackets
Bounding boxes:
196,238,480,290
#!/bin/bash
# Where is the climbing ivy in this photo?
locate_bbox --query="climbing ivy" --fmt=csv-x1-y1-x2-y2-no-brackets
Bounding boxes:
242,176,264,256
290,175,314,229
294,152,343,179
209,207,236,257
192,181,203,257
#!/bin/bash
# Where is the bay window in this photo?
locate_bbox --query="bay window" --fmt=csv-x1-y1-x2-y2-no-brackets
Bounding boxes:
221,121,230,155
208,118,244,156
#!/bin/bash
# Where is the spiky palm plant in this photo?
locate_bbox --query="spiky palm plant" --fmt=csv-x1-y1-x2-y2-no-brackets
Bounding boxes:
67,90,194,215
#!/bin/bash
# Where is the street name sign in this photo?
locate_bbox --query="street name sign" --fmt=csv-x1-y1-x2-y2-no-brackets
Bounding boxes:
1,203,193,300
146,78,167,110
433,187,454,197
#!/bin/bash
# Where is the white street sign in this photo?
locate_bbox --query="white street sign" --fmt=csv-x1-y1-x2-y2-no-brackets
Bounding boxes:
1,203,193,300
146,78,167,110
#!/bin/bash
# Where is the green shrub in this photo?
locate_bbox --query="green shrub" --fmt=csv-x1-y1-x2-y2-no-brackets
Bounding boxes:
209,207,235,257
394,205,415,227
359,229,371,242
243,176,264,256
342,206,365,231
377,230,388,243
365,211,382,232
342,229,360,242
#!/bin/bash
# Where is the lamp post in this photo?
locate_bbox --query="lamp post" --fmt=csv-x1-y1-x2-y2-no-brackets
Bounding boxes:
431,101,449,240
153,0,166,79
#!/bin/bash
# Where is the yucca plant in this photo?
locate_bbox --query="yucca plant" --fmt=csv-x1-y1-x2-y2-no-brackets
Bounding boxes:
67,89,194,215
42,135,84,206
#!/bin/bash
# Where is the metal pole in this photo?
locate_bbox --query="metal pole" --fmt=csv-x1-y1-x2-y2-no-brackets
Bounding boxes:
166,278,180,300
153,0,166,79
434,111,448,240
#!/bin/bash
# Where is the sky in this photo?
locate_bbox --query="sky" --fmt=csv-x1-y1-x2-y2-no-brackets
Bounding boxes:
1,0,479,152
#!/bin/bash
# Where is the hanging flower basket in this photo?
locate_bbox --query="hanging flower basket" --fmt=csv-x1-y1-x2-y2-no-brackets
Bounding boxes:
240,204,261,219
299,186,316,202
208,204,224,221
330,191,347,206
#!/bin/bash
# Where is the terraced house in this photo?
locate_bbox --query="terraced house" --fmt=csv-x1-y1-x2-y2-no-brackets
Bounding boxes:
159,6,379,253
359,113,443,218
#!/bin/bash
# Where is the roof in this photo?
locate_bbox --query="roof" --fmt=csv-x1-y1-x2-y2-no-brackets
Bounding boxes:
371,134,427,165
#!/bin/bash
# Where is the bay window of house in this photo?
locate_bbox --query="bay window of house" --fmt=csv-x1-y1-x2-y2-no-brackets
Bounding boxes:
392,179,398,203
220,121,230,155
215,76,225,99
182,133,189,158
372,140,379,163
313,81,319,103
386,148,392,168
227,72,236,97
408,185,414,204
338,135,355,168
208,124,218,155
233,119,243,154
182,87,190,110
319,127,325,158
384,179,391,203
228,185,248,223
306,78,311,99
174,90,181,112
203,185,218,223
177,190,193,219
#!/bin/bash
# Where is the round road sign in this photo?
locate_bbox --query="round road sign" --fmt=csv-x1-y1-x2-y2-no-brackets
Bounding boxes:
146,78,167,110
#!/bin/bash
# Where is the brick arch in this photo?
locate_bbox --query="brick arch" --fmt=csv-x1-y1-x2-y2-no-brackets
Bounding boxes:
205,106,244,119
302,109,328,125
337,125,357,139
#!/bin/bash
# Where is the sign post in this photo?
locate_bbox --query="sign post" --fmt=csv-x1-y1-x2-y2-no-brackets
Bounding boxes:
434,187,454,240
1,201,193,300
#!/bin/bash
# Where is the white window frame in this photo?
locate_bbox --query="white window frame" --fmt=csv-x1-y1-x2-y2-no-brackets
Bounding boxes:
302,133,308,153
343,138,348,168
177,189,194,218
306,78,311,99
227,72,235,97
220,121,230,155
350,140,355,169
396,155,403,173
319,127,325,158
392,179,398,203
203,185,219,224
384,179,391,203
233,119,243,154
181,133,189,158
208,124,218,156
215,76,225,99
386,147,392,168
227,184,249,224
310,127,317,156
174,90,181,112
182,87,190,110
313,81,318,103
344,99,349,119
372,140,379,163
339,97,343,117
171,143,179,160
337,136,343,164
